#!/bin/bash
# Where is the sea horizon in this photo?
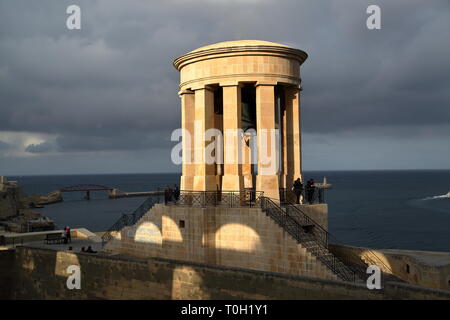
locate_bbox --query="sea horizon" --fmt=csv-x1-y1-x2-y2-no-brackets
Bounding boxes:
5,167,450,178
4,170,449,252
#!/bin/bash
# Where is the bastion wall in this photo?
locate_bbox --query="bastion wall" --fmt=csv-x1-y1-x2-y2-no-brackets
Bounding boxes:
1,247,450,300
330,244,450,291
0,187,20,219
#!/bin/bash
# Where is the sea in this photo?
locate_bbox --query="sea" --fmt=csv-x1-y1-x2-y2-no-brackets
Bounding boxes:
7,170,450,252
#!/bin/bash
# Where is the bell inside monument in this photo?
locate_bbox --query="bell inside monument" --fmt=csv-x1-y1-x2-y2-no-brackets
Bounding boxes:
241,85,256,132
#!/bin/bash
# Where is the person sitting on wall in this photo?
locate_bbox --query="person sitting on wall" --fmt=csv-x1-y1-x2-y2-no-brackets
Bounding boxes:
293,178,304,204
86,246,97,253
80,247,86,253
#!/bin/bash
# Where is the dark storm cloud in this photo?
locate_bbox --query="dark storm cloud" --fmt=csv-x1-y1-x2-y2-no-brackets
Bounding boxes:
55,130,171,152
0,0,449,170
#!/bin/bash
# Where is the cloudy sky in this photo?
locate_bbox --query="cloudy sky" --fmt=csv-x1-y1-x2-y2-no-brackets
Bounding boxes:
0,0,449,175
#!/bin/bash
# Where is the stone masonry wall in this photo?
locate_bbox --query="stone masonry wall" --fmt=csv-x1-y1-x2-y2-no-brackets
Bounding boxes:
0,188,19,219
3,247,450,300
0,250,16,299
329,244,450,291
111,204,338,281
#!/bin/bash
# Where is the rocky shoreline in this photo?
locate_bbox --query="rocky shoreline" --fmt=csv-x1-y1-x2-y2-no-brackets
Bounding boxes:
0,177,56,233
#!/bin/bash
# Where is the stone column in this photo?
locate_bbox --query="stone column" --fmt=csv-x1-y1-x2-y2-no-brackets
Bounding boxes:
285,85,302,191
193,86,217,191
179,90,195,190
280,89,288,189
255,83,280,200
221,83,244,191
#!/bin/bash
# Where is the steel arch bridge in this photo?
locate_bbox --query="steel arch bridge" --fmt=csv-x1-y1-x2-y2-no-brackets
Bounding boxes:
59,184,114,192
59,184,115,200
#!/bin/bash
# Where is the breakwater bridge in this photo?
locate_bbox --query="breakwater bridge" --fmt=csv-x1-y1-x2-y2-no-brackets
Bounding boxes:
58,184,163,200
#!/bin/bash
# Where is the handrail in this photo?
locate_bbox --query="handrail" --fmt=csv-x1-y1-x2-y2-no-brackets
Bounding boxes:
262,197,356,282
330,238,395,276
101,195,162,247
282,199,395,278
176,190,264,207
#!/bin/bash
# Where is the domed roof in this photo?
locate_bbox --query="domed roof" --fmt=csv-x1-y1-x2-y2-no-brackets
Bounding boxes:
174,40,307,70
189,40,293,53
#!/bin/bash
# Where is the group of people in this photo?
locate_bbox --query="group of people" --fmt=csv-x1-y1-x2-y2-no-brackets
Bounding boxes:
67,245,97,253
164,184,180,205
292,178,316,204
62,226,97,253
80,246,97,253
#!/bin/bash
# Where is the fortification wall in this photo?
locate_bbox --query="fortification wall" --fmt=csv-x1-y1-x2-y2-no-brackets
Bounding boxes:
0,187,19,219
108,204,337,281
2,247,450,300
0,249,16,299
329,244,450,291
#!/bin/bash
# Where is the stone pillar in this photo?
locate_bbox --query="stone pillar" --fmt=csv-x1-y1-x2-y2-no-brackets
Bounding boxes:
280,89,288,189
221,84,244,191
255,83,280,200
179,90,195,190
193,86,217,191
285,85,302,191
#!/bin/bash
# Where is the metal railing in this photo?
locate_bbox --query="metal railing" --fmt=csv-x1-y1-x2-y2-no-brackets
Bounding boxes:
284,204,329,247
280,199,398,283
174,190,264,208
327,232,398,282
101,195,162,247
261,197,356,282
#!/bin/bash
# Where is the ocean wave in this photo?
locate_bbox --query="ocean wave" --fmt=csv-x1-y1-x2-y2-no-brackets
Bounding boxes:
421,191,450,201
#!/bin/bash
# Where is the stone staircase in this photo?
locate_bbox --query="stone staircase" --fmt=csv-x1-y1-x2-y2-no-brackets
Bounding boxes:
101,195,162,248
261,197,358,282
268,198,403,284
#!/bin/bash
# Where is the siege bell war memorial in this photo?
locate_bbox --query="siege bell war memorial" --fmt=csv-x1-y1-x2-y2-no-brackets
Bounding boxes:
1,41,449,300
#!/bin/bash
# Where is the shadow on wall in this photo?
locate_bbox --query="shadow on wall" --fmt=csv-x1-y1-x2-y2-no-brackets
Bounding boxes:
329,244,450,291
124,205,450,292
4,246,450,300
9,247,177,300
117,205,332,281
